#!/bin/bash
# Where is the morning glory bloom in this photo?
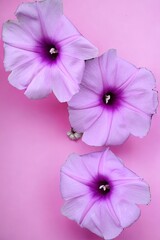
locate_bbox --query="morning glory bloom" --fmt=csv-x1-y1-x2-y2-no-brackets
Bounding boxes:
68,49,158,146
60,149,150,240
2,0,98,102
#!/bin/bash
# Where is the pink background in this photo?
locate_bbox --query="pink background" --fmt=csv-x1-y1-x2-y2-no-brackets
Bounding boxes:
0,0,160,239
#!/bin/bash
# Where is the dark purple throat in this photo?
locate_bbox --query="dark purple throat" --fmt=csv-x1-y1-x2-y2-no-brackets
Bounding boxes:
101,89,122,109
38,39,60,64
90,175,112,199
102,91,117,106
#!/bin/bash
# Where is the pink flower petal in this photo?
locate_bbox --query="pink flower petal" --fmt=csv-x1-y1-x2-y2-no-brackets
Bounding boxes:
81,58,104,94
78,151,104,178
3,44,37,71
61,36,98,60
54,16,98,59
62,189,122,239
123,68,158,114
99,49,117,89
82,109,113,146
69,86,100,110
105,109,130,145
114,57,137,89
61,153,93,182
88,201,122,239
111,198,140,228
69,106,103,133
61,194,93,225
99,49,138,90
16,0,63,40
25,66,52,99
118,181,151,205
95,149,145,182
53,15,81,44
51,57,85,102
2,21,36,49
97,149,124,176
122,106,151,137
59,54,85,86
8,59,43,90
60,172,89,201
52,69,77,102
83,108,130,146
15,2,43,40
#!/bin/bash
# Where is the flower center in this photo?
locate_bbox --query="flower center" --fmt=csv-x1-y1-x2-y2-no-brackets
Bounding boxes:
49,47,58,57
98,180,111,195
104,94,111,104
40,39,59,63
99,184,110,192
48,46,59,60
90,175,112,198
102,92,116,106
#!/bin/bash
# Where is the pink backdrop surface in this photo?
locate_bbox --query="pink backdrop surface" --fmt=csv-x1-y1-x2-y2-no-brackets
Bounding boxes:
0,0,160,239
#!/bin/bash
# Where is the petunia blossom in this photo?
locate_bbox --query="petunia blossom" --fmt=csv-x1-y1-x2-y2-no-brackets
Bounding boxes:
2,0,98,102
60,149,150,240
68,49,158,146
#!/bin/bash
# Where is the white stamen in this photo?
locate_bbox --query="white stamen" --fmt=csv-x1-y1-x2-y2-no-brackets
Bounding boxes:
49,47,58,55
99,184,110,191
105,94,111,104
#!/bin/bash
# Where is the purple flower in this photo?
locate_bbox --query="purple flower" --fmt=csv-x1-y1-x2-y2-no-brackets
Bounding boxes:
2,0,98,102
60,149,150,240
68,49,158,146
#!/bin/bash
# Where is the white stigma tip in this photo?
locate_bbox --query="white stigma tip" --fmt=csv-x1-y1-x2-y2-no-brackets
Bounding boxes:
49,48,58,55
99,184,110,191
105,95,111,104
